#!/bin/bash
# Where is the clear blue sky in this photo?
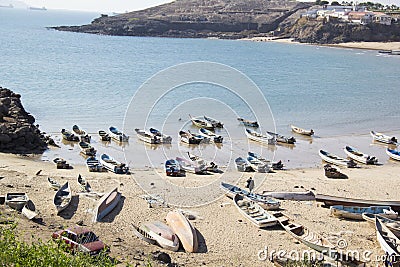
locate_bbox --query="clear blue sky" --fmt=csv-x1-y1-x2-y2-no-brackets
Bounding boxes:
23,0,400,12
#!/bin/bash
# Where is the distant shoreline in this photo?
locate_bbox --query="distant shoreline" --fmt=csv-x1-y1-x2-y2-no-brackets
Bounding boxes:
241,36,400,52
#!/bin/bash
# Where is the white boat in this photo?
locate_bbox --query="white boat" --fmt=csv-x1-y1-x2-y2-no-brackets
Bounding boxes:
142,221,179,251
179,130,202,144
262,191,316,201
247,152,284,170
53,182,72,214
319,149,357,168
22,200,38,220
189,115,214,130
204,116,223,128
344,145,378,165
188,130,210,143
324,164,348,179
245,128,276,145
93,187,121,222
362,213,400,237
234,194,278,228
235,157,255,172
149,128,172,143
135,128,160,144
165,159,181,176
199,128,223,143
387,148,400,161
291,125,314,136
78,141,96,156
187,152,220,173
220,182,280,210
73,125,91,143
77,174,91,192
175,157,207,174
5,193,29,211
266,131,296,144
132,223,156,245
371,131,397,144
375,217,400,257
109,126,129,142
100,153,129,174
47,177,61,190
330,205,398,220
166,210,198,253
98,130,111,141
237,117,259,127
86,156,103,172
247,156,271,173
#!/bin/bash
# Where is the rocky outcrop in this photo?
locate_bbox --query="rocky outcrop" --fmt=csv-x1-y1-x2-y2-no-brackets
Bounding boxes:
0,87,47,153
52,0,312,39
283,17,400,44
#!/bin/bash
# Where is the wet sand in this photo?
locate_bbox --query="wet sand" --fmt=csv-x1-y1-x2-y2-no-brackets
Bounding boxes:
1,131,400,266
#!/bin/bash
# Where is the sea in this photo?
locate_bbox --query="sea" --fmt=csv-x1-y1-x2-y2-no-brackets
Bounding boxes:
1,8,400,171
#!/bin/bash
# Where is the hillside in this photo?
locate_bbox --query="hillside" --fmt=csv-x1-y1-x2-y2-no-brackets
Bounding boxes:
52,0,312,39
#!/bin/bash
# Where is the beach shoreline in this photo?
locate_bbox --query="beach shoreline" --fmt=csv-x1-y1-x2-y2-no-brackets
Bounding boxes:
242,36,400,51
1,149,399,266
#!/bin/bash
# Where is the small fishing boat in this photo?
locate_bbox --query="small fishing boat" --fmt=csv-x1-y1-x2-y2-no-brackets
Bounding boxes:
290,125,314,136
220,182,280,210
93,187,121,222
100,154,129,174
179,130,202,144
387,148,400,161
72,125,91,143
188,130,210,143
324,164,348,179
315,194,400,212
272,211,336,256
109,126,129,142
166,210,198,253
135,128,161,144
149,128,172,144
204,116,223,128
245,128,276,145
247,156,271,173
247,152,284,170
53,158,71,169
199,128,223,143
375,217,400,258
22,200,38,220
47,177,61,190
86,156,103,172
175,157,207,174
330,205,398,220
362,213,400,237
189,115,214,130
262,191,316,201
235,157,255,172
319,149,357,168
79,141,97,156
266,131,296,144
187,152,219,173
165,159,181,176
77,174,91,192
344,145,378,165
234,194,278,228
5,193,29,211
98,130,111,141
142,221,180,251
61,129,79,142
237,117,259,127
132,223,157,245
54,182,72,214
371,131,397,144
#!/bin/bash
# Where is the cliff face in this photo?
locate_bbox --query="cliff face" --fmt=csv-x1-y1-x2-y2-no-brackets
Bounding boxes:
0,87,47,154
52,0,312,39
284,17,400,44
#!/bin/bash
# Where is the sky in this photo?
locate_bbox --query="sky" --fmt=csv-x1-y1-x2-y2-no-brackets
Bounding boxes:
23,0,174,13
21,0,400,12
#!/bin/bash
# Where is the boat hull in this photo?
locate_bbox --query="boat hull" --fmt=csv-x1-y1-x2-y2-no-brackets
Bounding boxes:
93,187,121,222
166,210,198,253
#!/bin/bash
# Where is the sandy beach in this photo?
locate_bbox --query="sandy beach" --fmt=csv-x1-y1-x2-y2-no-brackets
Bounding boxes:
1,147,399,266
243,36,400,52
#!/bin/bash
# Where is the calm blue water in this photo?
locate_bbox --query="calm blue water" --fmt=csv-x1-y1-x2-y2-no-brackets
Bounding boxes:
1,8,400,137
